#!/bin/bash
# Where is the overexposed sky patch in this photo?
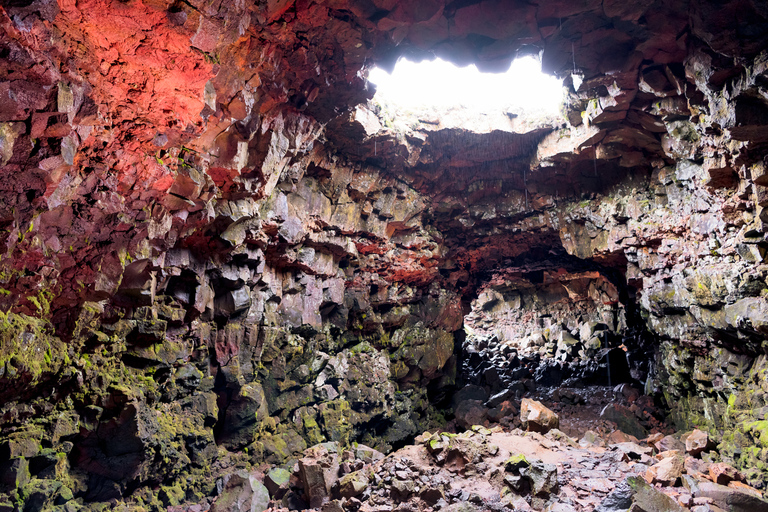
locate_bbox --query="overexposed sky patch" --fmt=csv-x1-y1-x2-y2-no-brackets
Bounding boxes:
368,56,563,114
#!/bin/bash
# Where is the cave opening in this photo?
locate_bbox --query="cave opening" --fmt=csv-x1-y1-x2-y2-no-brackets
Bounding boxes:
367,55,565,122
450,243,663,438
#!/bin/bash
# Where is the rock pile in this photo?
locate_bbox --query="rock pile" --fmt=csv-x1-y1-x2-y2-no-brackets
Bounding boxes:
180,418,768,512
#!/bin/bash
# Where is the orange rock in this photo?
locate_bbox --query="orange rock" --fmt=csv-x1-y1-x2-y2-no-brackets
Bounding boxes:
608,430,639,444
520,398,559,434
645,455,685,486
708,462,742,485
728,481,763,498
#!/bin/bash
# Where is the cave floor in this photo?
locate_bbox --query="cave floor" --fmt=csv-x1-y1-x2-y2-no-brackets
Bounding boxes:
169,386,765,512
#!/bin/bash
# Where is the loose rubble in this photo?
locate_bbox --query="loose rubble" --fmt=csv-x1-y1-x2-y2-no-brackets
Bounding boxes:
159,383,768,512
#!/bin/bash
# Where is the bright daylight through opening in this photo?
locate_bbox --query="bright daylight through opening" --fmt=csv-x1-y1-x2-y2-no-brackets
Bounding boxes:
368,56,564,116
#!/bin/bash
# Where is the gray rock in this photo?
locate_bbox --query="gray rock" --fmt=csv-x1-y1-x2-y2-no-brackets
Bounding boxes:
600,403,648,439
685,479,768,512
211,470,270,512
522,460,558,496
598,476,684,512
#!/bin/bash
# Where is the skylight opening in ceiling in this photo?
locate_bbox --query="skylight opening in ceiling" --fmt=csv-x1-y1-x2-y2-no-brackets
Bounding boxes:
368,56,564,116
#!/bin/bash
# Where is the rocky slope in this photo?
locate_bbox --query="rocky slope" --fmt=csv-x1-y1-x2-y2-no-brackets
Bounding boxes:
1,0,768,510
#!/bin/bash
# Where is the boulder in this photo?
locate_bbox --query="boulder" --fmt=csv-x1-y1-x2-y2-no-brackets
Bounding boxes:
645,455,684,486
298,443,341,508
455,399,489,429
654,435,685,453
211,471,270,512
600,403,647,439
264,467,291,498
338,470,369,498
522,460,559,496
684,479,768,512
598,476,685,512
709,463,743,486
685,429,712,456
520,399,559,433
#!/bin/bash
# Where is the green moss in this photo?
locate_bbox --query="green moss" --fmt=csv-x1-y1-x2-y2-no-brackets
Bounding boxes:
0,309,66,381
743,420,768,446
505,453,530,471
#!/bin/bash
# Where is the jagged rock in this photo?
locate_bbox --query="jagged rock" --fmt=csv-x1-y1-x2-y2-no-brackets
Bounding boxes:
598,476,685,512
653,435,686,453
521,399,559,433
338,470,368,498
298,443,341,508
683,478,768,512
600,404,648,439
3,0,768,507
645,455,685,486
211,471,270,512
264,468,291,498
686,429,712,456
709,463,743,486
522,460,559,496
455,400,489,429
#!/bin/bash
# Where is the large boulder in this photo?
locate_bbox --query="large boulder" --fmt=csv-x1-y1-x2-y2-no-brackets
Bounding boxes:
211,470,270,512
520,398,559,433
600,403,647,439
683,478,768,512
598,476,685,512
297,443,341,508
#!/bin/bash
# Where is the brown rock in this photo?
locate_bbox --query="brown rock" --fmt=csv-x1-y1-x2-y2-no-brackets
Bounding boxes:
727,481,763,499
688,480,768,512
656,449,683,460
709,463,742,485
520,398,559,434
655,435,685,453
645,455,685,486
298,444,341,508
455,400,489,429
685,429,712,456
608,430,639,444
685,456,712,478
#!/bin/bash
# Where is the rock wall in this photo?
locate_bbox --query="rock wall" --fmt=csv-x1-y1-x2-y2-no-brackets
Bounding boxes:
1,0,768,509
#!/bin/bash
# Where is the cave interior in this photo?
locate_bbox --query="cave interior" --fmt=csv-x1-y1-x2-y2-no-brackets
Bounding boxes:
1,0,768,510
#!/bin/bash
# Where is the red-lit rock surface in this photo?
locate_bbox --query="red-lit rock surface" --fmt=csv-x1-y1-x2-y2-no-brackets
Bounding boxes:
1,0,768,510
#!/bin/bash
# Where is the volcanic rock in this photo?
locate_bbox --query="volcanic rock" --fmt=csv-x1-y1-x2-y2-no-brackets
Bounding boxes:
521,398,560,433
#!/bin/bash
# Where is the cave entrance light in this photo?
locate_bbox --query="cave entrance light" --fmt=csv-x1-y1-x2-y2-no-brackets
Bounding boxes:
368,56,564,118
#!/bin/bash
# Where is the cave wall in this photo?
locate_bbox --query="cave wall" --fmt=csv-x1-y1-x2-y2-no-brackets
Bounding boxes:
1,0,768,508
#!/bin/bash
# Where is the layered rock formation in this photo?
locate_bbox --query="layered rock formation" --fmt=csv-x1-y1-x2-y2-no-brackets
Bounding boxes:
1,0,768,509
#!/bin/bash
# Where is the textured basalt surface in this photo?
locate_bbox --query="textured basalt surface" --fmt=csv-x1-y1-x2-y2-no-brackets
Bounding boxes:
1,0,768,510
